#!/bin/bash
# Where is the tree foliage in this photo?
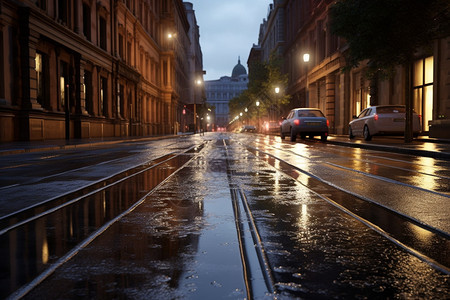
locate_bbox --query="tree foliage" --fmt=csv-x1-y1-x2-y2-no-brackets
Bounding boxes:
329,0,449,142
330,0,450,77
229,51,291,120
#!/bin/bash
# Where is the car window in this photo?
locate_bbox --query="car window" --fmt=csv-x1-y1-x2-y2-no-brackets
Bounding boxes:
377,106,406,114
308,110,325,117
288,111,294,119
358,109,370,118
297,110,324,117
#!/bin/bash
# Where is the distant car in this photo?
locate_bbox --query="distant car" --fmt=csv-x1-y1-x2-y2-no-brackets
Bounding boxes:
348,105,421,141
280,108,329,142
262,121,281,134
241,125,256,133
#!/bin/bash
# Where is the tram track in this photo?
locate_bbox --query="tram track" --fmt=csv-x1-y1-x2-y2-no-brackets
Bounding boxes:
0,142,207,299
240,140,450,275
0,143,199,230
223,139,276,299
252,137,450,193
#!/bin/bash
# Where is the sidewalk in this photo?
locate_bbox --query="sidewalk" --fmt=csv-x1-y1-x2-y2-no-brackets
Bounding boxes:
327,134,450,160
1,133,449,159
0,135,177,156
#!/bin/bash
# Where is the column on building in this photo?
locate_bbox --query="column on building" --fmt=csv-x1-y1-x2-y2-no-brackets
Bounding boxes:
326,74,335,131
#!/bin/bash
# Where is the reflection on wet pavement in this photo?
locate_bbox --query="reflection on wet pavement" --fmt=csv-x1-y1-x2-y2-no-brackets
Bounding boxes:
3,134,449,299
23,138,249,299
248,137,450,234
227,138,449,298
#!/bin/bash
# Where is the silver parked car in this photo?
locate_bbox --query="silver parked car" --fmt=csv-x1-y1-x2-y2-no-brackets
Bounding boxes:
280,108,329,142
348,105,421,141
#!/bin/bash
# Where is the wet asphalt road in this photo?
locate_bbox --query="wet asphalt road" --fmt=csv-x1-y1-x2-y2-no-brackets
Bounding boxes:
1,133,449,299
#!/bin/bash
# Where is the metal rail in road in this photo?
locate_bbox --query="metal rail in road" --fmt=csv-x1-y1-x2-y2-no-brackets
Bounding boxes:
1,143,206,299
242,141,450,275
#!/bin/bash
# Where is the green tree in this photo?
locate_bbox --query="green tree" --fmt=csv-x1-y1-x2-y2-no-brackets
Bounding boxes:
330,0,449,142
243,51,292,120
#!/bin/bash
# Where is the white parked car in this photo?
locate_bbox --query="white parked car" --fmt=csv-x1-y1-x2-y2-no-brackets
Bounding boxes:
349,105,421,141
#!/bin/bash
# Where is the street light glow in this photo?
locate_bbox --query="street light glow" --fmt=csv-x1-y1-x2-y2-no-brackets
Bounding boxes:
303,53,310,62
256,100,260,107
275,87,280,94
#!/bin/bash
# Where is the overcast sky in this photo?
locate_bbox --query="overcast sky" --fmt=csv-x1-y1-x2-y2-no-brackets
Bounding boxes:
190,0,273,81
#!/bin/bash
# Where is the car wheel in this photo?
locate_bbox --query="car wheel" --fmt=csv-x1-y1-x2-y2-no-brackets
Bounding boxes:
280,129,285,139
290,129,296,142
321,134,327,141
363,125,372,141
349,126,355,139
300,134,306,139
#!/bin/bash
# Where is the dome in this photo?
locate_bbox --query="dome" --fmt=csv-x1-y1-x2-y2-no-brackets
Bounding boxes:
231,57,247,78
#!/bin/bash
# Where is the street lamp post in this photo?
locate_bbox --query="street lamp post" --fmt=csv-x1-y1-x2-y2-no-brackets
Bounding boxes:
256,100,260,132
194,79,202,133
275,87,280,121
303,53,310,106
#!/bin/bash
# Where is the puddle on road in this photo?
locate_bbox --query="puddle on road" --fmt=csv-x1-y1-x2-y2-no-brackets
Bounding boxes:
19,139,248,299
0,148,202,299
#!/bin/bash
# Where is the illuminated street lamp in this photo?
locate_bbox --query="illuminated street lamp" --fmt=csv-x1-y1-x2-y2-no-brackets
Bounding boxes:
303,52,310,106
256,100,260,132
303,53,310,63
274,87,280,121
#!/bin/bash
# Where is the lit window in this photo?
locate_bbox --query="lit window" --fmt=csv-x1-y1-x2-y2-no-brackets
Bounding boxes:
413,56,434,131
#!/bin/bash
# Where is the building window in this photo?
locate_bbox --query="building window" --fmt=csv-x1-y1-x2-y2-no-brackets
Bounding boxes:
84,71,93,114
58,0,68,25
118,84,124,117
60,61,68,108
413,56,433,131
36,0,46,10
100,77,108,116
163,61,168,85
99,16,107,50
352,72,370,116
35,52,49,108
127,41,132,64
83,3,91,41
118,34,124,59
0,30,4,99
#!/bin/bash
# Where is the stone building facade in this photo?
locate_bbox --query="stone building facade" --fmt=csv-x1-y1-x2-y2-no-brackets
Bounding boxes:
255,0,450,138
0,0,201,142
205,59,248,128
182,2,204,132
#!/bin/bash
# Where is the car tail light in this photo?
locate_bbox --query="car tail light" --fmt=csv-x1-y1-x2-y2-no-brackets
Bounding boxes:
326,119,330,127
374,114,379,121
294,119,300,126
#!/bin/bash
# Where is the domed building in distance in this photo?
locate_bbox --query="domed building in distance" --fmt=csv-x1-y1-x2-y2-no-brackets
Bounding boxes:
205,58,248,129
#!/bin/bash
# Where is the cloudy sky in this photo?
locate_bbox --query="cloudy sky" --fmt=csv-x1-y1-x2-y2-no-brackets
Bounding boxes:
190,0,273,81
